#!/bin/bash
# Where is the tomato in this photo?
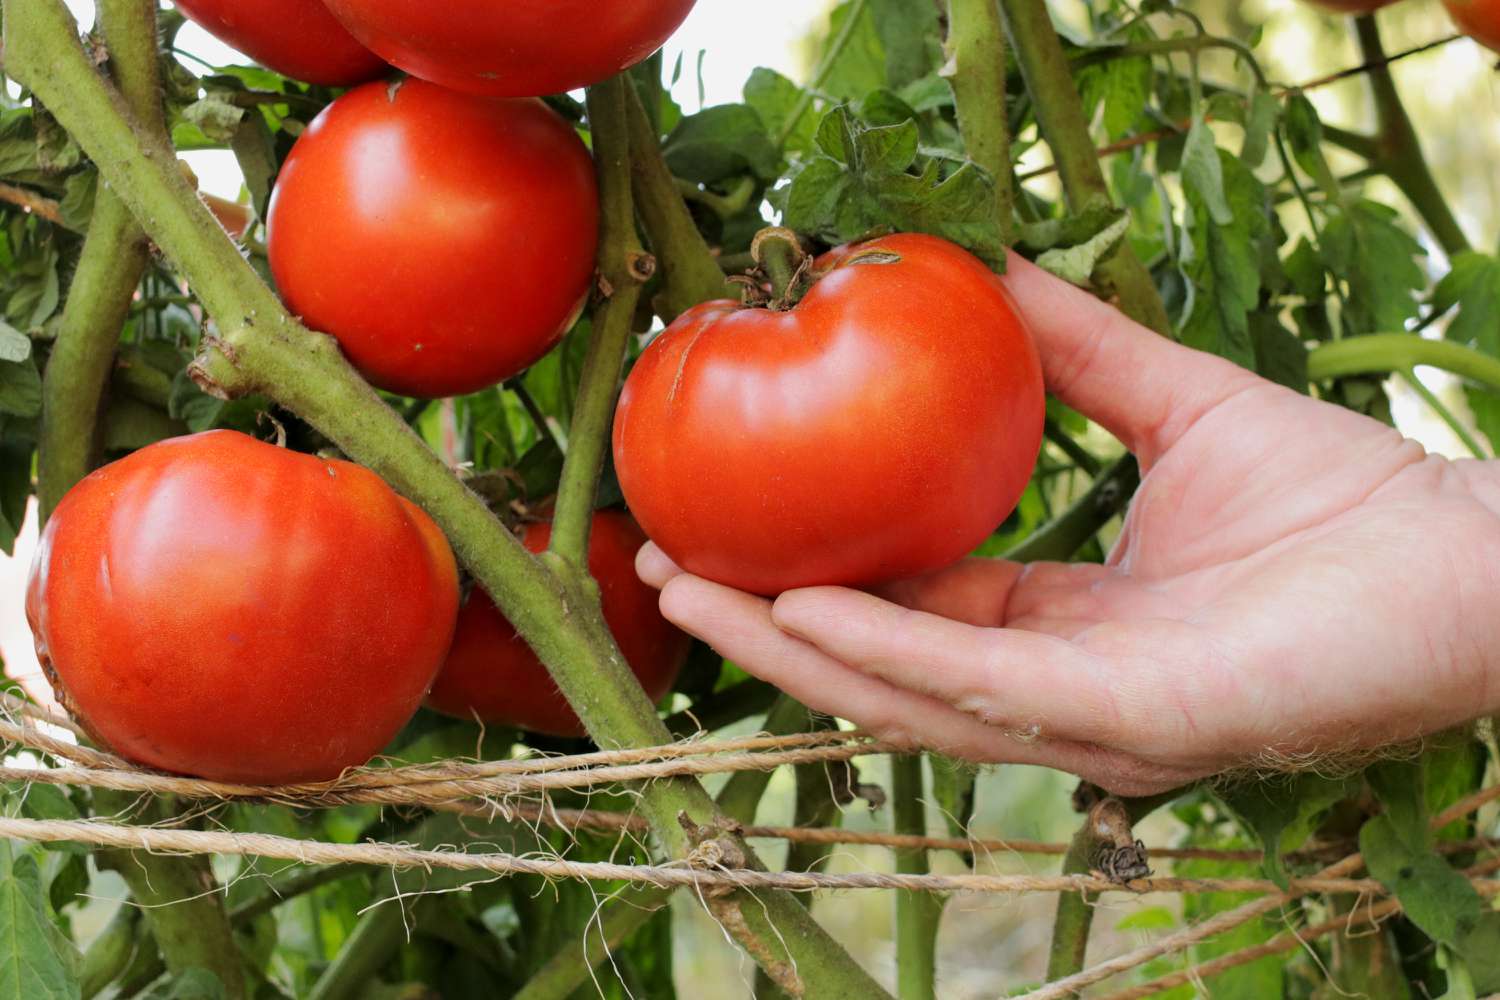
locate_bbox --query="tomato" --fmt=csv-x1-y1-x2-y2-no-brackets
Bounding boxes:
172,0,386,86
427,511,689,737
1445,0,1500,50
266,79,598,399
613,233,1045,596
319,0,698,97
26,431,459,784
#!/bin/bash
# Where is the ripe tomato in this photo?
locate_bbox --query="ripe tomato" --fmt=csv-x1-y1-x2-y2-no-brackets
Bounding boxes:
1445,0,1500,50
427,511,690,737
266,79,598,399
26,431,459,784
613,233,1045,596
319,0,698,97
172,0,386,86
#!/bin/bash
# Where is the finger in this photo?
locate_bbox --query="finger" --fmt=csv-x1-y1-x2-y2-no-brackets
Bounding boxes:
1003,252,1264,466
657,575,1180,789
635,542,685,590
871,557,1023,627
771,586,1136,746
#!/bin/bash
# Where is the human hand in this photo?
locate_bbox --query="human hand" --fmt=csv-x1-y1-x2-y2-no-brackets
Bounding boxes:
636,253,1500,795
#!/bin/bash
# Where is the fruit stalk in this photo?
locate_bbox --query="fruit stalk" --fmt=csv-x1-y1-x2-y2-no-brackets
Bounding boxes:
944,0,1015,244
998,0,1171,336
624,78,733,320
1352,14,1471,257
5,4,892,991
893,754,941,1000
547,77,648,570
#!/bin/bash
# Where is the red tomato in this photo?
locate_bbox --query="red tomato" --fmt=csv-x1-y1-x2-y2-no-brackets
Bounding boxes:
427,511,689,737
613,233,1045,596
266,79,598,399
319,0,698,97
26,431,459,784
172,0,387,86
1445,0,1500,50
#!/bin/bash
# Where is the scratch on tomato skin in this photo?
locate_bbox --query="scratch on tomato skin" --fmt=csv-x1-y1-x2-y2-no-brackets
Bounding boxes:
666,324,709,408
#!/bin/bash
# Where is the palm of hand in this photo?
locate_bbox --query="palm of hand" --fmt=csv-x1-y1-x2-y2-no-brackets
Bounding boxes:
638,255,1500,794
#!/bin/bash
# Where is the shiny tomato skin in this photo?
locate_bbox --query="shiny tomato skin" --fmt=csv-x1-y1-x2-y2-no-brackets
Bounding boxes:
266,79,599,398
26,431,460,784
427,511,690,737
172,0,387,86
319,0,698,97
1445,0,1500,50
613,233,1045,597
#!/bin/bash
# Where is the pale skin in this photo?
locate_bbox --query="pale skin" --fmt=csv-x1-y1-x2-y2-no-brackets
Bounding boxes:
636,253,1500,796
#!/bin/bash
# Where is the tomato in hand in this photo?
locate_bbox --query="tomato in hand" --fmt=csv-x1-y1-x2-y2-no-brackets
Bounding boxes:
26,431,460,784
1445,0,1500,50
266,79,598,398
318,0,698,97
172,0,387,86
613,233,1045,596
427,511,689,737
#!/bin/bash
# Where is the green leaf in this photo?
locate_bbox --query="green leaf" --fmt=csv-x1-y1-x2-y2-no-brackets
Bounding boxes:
1101,57,1153,140
1180,151,1271,369
1360,813,1481,949
0,427,32,556
1217,773,1356,886
0,323,29,365
1035,212,1130,287
818,0,887,103
1458,912,1500,992
57,172,96,233
663,105,780,184
1240,90,1279,168
1321,199,1426,335
1283,93,1339,197
229,116,278,222
1435,252,1500,451
180,95,246,146
168,369,225,432
743,68,815,154
869,0,940,89
1181,118,1233,226
1249,313,1309,393
0,357,43,418
0,841,81,1000
136,968,225,1000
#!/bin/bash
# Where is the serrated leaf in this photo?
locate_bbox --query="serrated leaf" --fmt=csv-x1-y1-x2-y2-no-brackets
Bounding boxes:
1361,813,1481,949
1284,93,1339,197
853,118,919,173
136,968,224,1000
743,68,815,154
1035,213,1130,287
1102,57,1153,140
870,0,940,88
1435,252,1500,452
0,357,42,418
818,0,887,102
1180,151,1270,369
0,323,29,364
1322,199,1426,335
0,841,80,1000
1240,90,1279,168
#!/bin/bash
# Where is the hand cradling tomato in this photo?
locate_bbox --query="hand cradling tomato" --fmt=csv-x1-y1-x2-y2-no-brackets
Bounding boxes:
267,78,599,399
26,431,460,784
172,0,387,86
613,232,1046,596
427,511,689,737
319,0,699,97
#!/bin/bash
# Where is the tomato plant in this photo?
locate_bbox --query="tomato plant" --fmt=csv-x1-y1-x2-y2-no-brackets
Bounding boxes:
614,233,1044,595
172,0,386,86
26,431,459,784
428,511,689,737
1444,0,1500,50
318,0,699,97
266,78,599,398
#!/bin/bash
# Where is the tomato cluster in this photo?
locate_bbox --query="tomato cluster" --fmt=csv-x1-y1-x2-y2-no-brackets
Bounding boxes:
28,4,1051,784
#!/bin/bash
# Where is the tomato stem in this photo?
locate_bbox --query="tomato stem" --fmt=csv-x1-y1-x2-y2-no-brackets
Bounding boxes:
750,226,809,309
944,0,1016,246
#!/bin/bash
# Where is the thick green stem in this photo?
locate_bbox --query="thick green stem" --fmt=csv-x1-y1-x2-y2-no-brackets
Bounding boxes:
6,6,888,991
80,902,142,1000
36,196,149,519
717,695,813,824
549,77,648,569
1354,15,1470,257
1308,333,1500,391
305,895,403,1000
1043,823,1097,981
1005,456,1139,564
892,755,940,1000
945,0,1014,243
36,0,165,520
625,82,732,320
999,0,1170,335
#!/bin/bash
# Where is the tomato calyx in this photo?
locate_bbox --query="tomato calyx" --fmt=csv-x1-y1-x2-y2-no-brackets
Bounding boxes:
733,227,815,311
